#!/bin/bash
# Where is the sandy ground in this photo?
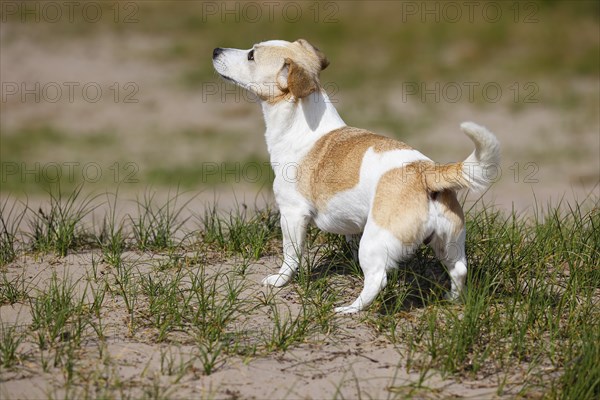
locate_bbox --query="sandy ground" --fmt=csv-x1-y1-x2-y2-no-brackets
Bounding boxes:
1,251,543,399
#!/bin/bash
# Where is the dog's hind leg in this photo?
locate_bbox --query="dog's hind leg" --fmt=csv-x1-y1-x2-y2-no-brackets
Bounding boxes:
429,190,467,301
431,228,467,301
335,224,410,314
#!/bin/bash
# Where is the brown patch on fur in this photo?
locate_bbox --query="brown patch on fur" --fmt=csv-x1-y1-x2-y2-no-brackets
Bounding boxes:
372,166,465,244
298,126,413,210
286,58,318,99
372,164,429,245
408,160,470,192
437,189,465,236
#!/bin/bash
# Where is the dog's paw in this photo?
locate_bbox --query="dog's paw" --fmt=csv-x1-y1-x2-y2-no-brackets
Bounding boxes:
334,305,360,314
262,274,290,287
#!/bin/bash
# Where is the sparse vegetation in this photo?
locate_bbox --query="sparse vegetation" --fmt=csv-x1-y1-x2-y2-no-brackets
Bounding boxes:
0,184,598,398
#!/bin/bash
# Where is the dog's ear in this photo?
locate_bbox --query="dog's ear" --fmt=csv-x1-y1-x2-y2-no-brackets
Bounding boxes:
279,58,318,99
295,39,329,71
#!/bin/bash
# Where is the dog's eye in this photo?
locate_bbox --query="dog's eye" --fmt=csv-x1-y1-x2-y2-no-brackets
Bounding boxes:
248,50,254,61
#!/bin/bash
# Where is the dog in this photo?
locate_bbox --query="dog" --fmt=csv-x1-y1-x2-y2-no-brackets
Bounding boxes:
212,39,500,313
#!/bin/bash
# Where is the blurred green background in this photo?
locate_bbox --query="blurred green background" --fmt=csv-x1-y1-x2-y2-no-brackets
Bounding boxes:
1,0,598,211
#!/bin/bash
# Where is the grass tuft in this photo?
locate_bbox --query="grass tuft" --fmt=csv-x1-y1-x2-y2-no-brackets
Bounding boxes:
96,190,127,267
27,184,98,257
200,203,279,260
0,324,24,369
0,272,29,305
0,197,27,265
29,272,90,350
129,189,193,252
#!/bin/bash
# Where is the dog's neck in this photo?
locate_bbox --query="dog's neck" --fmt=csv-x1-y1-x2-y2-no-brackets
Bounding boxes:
261,89,345,166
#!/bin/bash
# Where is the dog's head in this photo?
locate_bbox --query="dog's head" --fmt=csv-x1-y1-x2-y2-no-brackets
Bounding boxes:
212,39,329,102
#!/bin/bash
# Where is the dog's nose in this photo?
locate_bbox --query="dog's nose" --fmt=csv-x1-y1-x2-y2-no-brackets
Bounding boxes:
213,48,223,59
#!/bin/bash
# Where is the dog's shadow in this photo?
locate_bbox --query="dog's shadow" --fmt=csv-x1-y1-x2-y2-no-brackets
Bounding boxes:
303,236,452,314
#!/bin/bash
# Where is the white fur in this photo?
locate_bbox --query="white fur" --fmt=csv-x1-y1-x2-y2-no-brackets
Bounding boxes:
213,40,499,313
460,122,501,193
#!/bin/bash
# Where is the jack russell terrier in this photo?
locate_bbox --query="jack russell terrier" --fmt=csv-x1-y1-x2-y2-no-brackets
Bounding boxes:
212,39,500,313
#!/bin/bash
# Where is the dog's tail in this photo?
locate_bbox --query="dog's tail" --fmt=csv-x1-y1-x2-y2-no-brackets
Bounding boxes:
421,122,500,193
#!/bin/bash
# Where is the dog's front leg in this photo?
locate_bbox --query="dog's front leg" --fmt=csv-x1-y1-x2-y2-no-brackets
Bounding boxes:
262,211,310,287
